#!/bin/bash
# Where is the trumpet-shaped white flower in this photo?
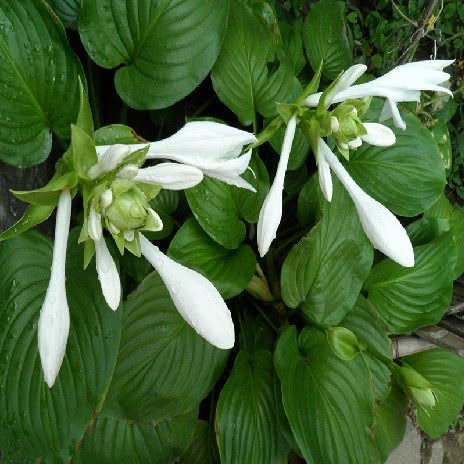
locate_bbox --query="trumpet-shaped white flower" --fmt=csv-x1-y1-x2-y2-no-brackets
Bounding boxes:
139,235,234,349
318,138,414,267
96,121,257,191
317,137,333,202
257,116,297,257
361,123,396,146
304,60,454,130
38,190,72,387
94,236,121,311
133,163,204,190
88,144,132,179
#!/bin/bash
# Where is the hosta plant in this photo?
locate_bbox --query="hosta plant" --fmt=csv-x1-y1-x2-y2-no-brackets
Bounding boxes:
0,0,463,463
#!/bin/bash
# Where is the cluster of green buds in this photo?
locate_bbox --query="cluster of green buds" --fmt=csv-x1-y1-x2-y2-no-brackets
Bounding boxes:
394,364,437,408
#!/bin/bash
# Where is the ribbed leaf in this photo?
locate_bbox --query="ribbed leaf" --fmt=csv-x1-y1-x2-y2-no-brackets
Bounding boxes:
281,179,373,327
186,177,246,250
346,114,445,217
211,1,295,126
275,327,374,464
364,233,456,334
402,348,464,439
370,384,408,463
75,412,196,464
425,194,464,279
102,272,228,422
0,0,84,166
303,0,352,79
79,0,229,109
179,421,219,464
0,231,121,462
341,296,392,401
168,218,256,299
48,0,80,28
216,350,280,464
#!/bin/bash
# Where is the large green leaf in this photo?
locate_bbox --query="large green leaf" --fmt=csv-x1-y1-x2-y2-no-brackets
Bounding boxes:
0,0,84,167
211,1,295,126
102,272,228,422
186,177,246,250
48,0,80,28
75,412,197,464
341,296,392,401
216,350,281,464
179,420,219,464
364,233,456,334
426,194,464,279
370,384,408,463
303,0,352,79
275,327,374,464
168,218,256,300
281,179,373,327
0,231,121,462
79,0,229,110
401,348,464,439
346,114,445,217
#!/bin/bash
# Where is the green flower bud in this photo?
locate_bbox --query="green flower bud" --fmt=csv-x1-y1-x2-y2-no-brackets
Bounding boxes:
105,188,149,232
326,327,366,361
395,364,436,408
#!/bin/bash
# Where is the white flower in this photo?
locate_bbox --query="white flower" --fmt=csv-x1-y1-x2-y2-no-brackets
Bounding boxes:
318,138,414,267
88,144,132,179
38,189,72,388
94,236,121,311
96,121,257,191
133,163,204,190
361,123,396,146
304,60,454,129
257,115,297,257
317,137,333,202
139,234,234,349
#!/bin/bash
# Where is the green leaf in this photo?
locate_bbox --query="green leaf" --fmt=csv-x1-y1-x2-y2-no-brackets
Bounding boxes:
402,348,464,439
75,412,197,464
216,350,281,464
231,154,270,223
426,194,464,279
11,171,78,206
0,230,121,462
0,203,55,241
370,384,408,463
168,218,256,300
186,177,246,249
275,327,374,464
281,178,373,327
47,0,80,29
364,233,456,334
303,0,352,79
95,124,143,146
211,1,296,126
341,296,392,400
179,420,220,464
79,0,229,110
0,0,84,167
345,114,445,217
71,123,98,179
102,272,228,422
297,175,320,228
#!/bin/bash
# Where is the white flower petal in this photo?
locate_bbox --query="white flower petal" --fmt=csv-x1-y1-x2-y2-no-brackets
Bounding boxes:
361,123,396,146
88,207,103,241
100,189,113,208
88,144,133,179
147,121,256,160
348,137,363,149
134,163,204,190
38,190,72,388
95,237,121,311
323,64,367,106
257,116,297,257
319,139,414,267
139,235,234,349
317,137,333,202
